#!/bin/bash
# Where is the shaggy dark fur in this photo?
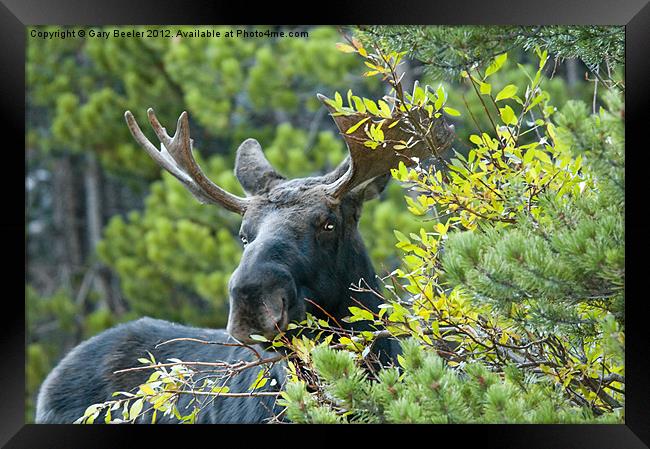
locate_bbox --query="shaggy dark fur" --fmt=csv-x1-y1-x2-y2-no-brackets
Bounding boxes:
36,317,286,423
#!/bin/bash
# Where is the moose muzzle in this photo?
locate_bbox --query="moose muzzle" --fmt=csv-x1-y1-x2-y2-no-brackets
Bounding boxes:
226,263,295,343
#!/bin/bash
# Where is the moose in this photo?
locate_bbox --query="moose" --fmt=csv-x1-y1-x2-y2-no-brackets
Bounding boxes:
35,94,455,423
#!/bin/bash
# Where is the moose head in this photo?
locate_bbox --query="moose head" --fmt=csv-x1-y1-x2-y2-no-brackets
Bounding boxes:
124,95,454,344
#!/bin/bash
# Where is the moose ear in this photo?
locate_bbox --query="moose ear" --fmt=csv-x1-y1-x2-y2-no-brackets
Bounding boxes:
235,139,285,195
350,173,391,202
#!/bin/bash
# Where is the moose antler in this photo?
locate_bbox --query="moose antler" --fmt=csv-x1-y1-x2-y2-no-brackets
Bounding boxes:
317,94,455,198
124,109,249,214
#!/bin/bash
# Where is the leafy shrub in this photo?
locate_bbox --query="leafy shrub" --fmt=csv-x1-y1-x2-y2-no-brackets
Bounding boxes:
278,41,624,423
280,340,620,424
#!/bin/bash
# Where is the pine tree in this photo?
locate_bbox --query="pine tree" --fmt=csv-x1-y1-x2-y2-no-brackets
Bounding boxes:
355,26,623,81
280,340,620,424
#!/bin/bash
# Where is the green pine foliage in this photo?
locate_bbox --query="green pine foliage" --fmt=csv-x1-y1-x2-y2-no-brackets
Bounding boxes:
354,26,623,80
280,340,620,424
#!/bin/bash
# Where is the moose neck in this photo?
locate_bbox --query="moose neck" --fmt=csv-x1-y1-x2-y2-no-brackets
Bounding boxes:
316,227,383,328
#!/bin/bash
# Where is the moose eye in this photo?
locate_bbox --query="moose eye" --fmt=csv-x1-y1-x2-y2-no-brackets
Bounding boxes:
323,222,335,232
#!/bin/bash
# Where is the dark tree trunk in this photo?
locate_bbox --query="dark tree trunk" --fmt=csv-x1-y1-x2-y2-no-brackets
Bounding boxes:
51,154,82,289
565,58,580,89
84,152,125,315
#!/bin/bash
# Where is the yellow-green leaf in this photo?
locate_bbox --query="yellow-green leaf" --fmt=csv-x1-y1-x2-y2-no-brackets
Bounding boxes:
352,96,366,113
469,134,483,146
443,106,461,116
499,105,517,125
129,398,143,420
363,98,379,115
249,334,269,342
211,386,231,394
348,306,374,321
334,92,343,108
378,100,392,118
495,84,518,102
346,117,369,134
335,43,356,53
485,53,508,78
139,384,156,395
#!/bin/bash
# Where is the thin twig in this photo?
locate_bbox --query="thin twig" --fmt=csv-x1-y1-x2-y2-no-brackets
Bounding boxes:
154,337,262,360
165,390,280,398
113,354,285,375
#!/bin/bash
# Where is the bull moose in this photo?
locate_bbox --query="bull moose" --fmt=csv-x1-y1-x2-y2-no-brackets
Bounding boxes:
35,93,455,423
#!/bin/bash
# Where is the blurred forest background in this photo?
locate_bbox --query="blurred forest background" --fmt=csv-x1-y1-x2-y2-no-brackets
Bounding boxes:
26,25,619,421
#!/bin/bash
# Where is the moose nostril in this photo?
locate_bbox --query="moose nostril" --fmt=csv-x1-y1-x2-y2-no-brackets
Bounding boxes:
275,296,286,321
275,299,289,330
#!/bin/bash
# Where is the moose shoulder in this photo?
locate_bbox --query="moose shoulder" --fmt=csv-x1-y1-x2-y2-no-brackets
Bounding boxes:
36,95,455,423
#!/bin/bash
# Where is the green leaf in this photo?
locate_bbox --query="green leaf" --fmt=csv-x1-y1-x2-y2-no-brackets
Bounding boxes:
346,117,369,134
499,105,517,126
413,85,426,106
211,386,231,394
398,160,408,179
495,84,518,102
434,85,445,110
348,306,374,321
129,398,144,421
469,134,483,146
378,100,392,118
363,98,379,115
523,149,535,165
485,53,508,78
249,368,269,390
139,384,156,395
334,92,343,108
393,229,410,243
352,96,366,113
443,106,461,116
537,47,549,69
83,404,101,418
479,82,491,95
147,371,161,383
249,334,269,342
335,43,356,53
